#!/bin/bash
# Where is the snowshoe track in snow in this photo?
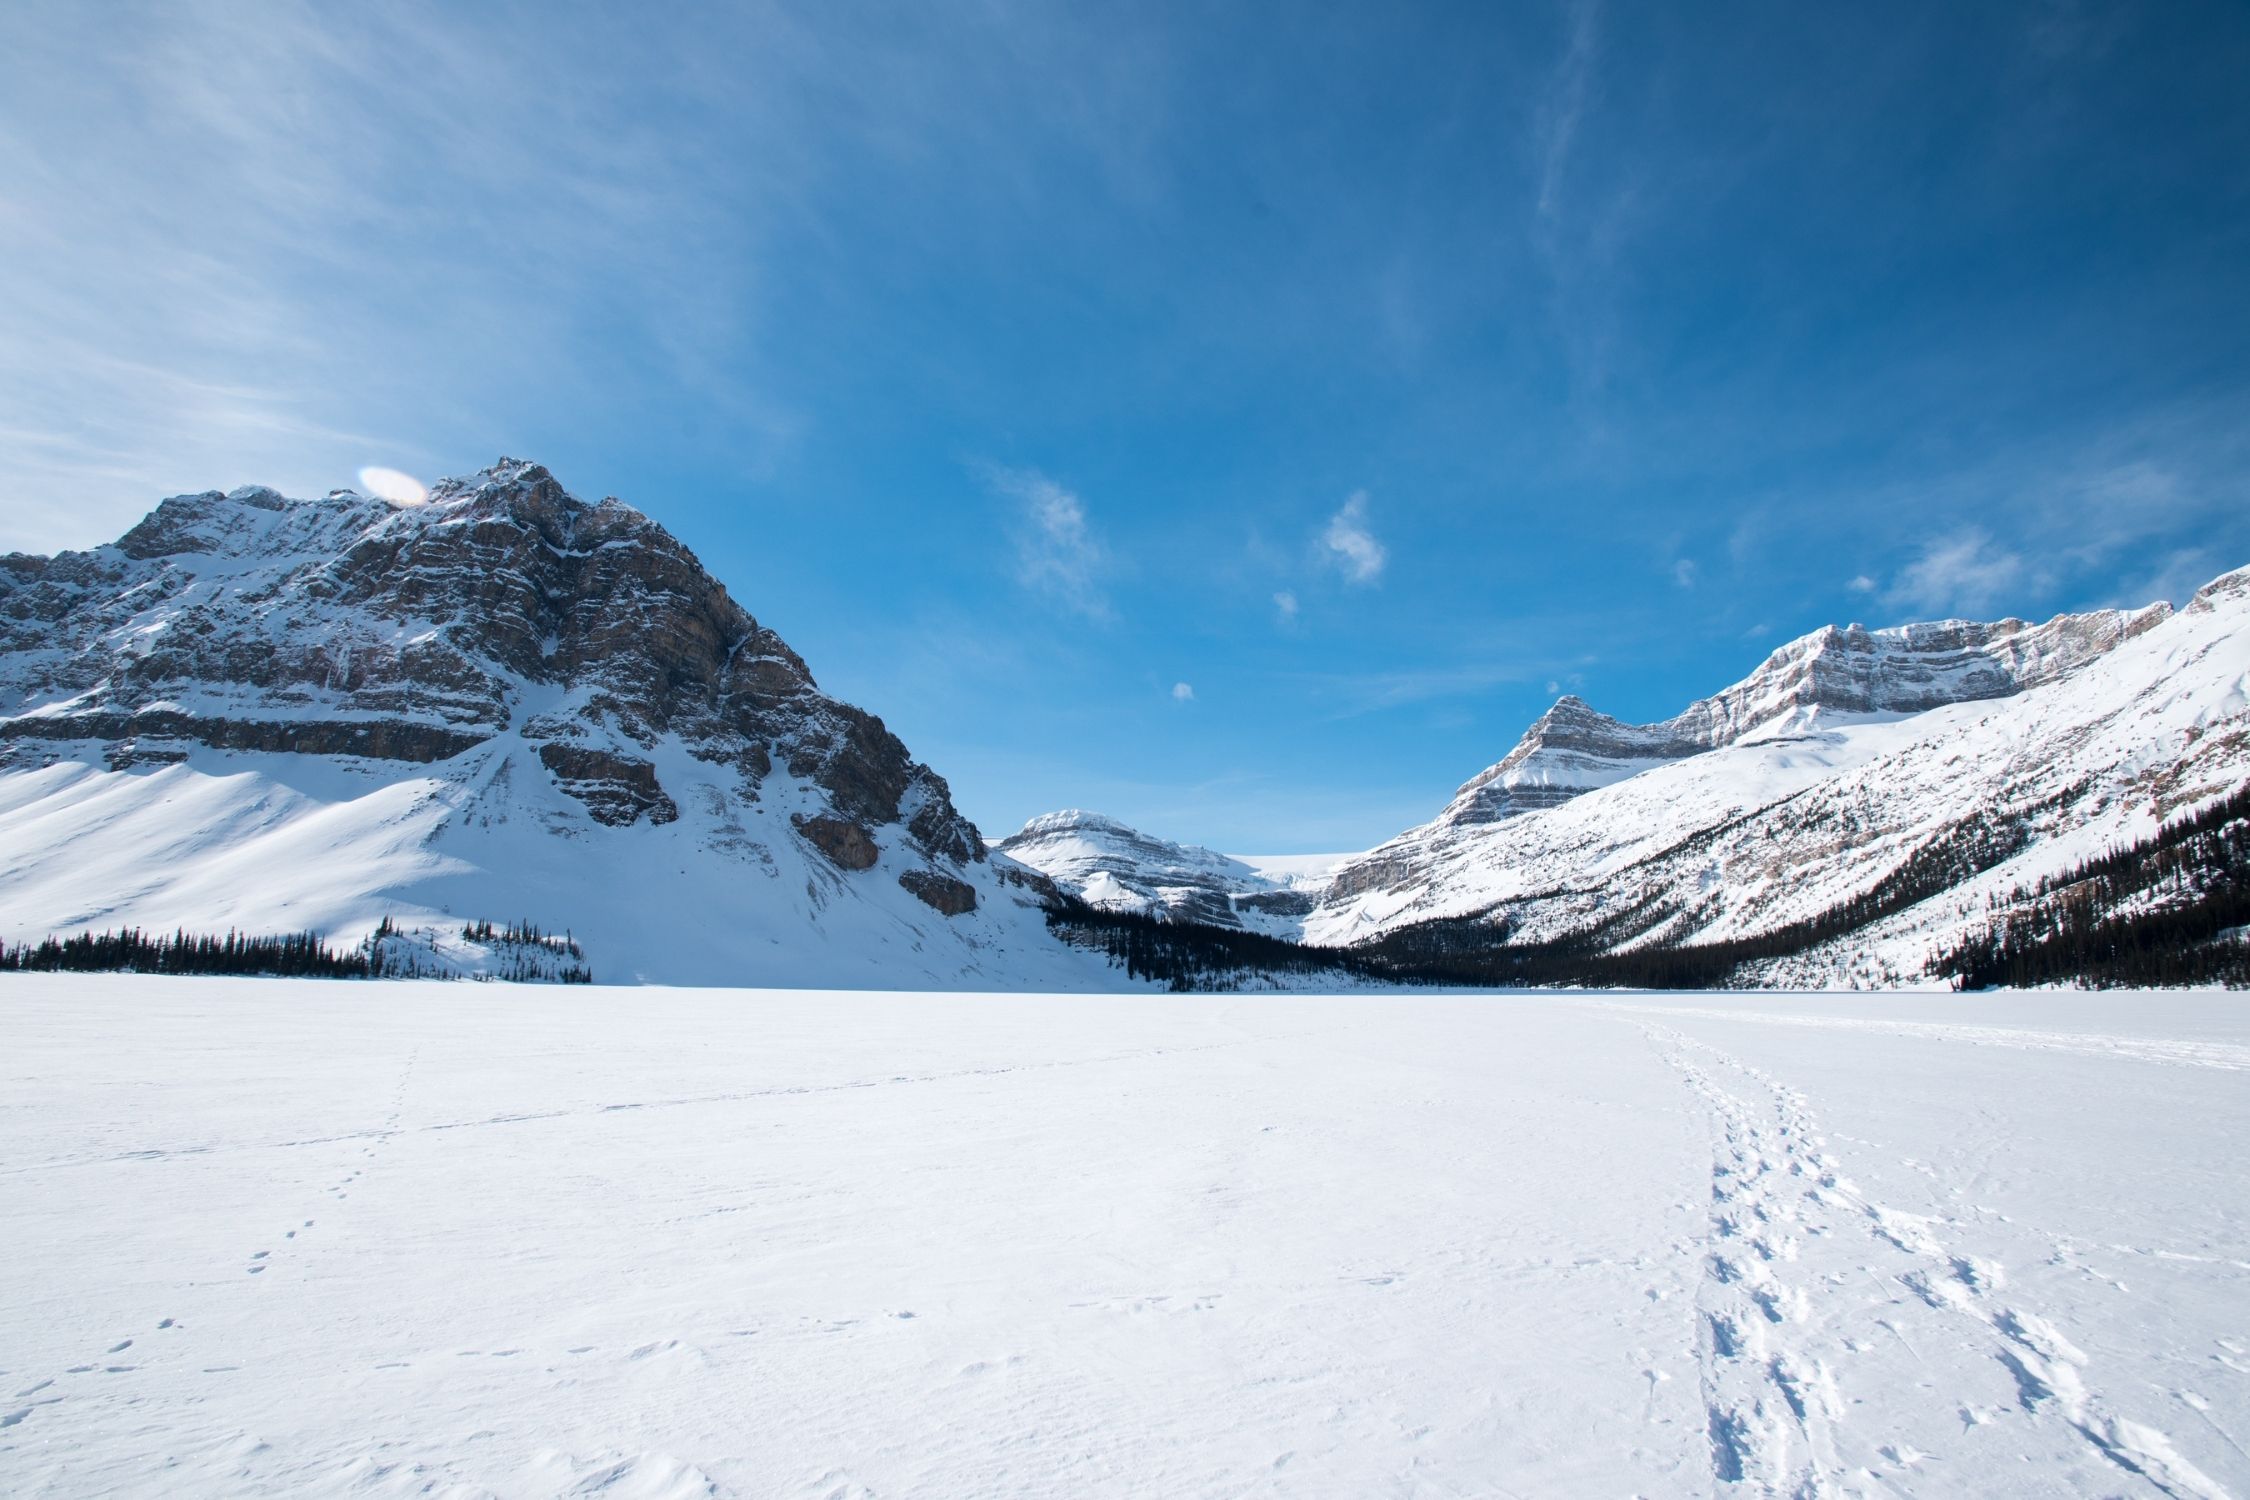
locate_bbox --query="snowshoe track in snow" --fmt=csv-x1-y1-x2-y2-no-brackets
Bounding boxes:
1646,1022,2232,1499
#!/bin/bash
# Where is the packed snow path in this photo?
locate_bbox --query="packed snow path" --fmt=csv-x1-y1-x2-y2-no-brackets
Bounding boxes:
4,981,2247,1498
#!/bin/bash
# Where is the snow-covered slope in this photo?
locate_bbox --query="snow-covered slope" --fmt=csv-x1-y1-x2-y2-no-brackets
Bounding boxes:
1308,567,2250,986
1442,605,2169,826
0,461,1110,988
992,809,1331,934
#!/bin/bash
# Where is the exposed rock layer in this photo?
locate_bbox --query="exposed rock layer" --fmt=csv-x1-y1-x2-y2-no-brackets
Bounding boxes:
0,459,982,867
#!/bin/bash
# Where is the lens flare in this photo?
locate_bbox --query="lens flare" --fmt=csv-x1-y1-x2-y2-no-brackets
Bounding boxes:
358,466,428,506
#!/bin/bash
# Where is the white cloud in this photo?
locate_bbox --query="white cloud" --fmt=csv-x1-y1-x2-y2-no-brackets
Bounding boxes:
1672,558,1698,588
989,466,1107,617
1544,679,1562,695
1847,574,1877,593
1171,681,1194,702
1321,491,1386,585
357,466,427,506
1885,531,2028,618
1272,589,1299,622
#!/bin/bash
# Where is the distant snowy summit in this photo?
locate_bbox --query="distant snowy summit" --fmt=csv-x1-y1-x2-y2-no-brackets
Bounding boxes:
992,809,1351,934
0,460,1097,987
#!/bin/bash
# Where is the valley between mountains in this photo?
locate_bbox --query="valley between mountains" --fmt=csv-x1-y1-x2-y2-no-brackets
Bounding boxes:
2,459,2245,990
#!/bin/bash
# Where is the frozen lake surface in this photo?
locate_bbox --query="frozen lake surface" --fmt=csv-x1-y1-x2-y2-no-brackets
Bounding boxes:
4,979,2248,1497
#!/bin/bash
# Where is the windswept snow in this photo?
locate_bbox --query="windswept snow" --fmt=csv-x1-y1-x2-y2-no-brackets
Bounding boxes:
6,978,2248,1498
0,744,1111,990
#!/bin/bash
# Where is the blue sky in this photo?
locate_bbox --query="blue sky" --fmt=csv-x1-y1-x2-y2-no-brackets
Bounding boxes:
4,2,2248,851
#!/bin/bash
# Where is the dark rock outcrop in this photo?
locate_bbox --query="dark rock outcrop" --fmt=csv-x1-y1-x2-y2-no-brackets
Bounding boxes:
793,813,879,871
899,868,978,916
536,743,678,827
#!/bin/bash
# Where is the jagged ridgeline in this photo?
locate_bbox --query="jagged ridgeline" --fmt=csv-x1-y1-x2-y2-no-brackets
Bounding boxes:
0,460,1095,989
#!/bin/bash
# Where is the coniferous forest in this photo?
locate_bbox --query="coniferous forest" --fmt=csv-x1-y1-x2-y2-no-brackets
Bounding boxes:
0,927,378,978
1936,783,2250,989
1051,787,2250,992
0,917,596,984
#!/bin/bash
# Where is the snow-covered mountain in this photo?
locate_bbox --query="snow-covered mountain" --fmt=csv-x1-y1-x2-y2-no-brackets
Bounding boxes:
0,460,1106,988
3,457,2241,991
1440,606,2168,826
992,810,1337,934
1005,576,2246,988
1304,574,2250,985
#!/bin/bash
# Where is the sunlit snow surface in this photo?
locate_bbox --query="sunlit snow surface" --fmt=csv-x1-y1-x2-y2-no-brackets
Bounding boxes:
5,980,2247,1498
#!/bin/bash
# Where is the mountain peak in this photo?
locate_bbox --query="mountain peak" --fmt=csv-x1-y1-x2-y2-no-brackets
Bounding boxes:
996,808,1308,930
0,461,1105,985
1439,598,2170,829
5,460,984,855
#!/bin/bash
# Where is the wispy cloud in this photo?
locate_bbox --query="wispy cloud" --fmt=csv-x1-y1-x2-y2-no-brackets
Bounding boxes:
1171,681,1194,702
989,466,1109,617
1320,491,1386,585
1526,0,1645,407
1746,410,2250,624
0,3,1167,551
1672,558,1698,588
1272,589,1299,623
0,5,776,548
1885,531,2029,617
1533,0,1602,231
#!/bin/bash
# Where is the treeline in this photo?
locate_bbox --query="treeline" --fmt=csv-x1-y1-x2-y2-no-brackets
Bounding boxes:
1,917,598,984
1044,898,1416,991
1937,784,2250,989
0,927,378,977
1360,799,2049,990
457,917,583,961
1043,798,2056,992
1056,783,2245,994
374,915,593,983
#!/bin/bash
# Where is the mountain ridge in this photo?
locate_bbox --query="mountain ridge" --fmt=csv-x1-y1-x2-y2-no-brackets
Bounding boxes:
3,460,2244,990
0,460,1103,987
1439,603,2173,828
1010,567,2249,989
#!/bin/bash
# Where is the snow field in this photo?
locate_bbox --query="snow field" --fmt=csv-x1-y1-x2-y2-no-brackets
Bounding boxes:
4,979,2248,1497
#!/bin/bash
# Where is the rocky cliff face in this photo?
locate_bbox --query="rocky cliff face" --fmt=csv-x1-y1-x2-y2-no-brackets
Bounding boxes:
0,461,1096,987
1438,605,2171,828
0,459,981,865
